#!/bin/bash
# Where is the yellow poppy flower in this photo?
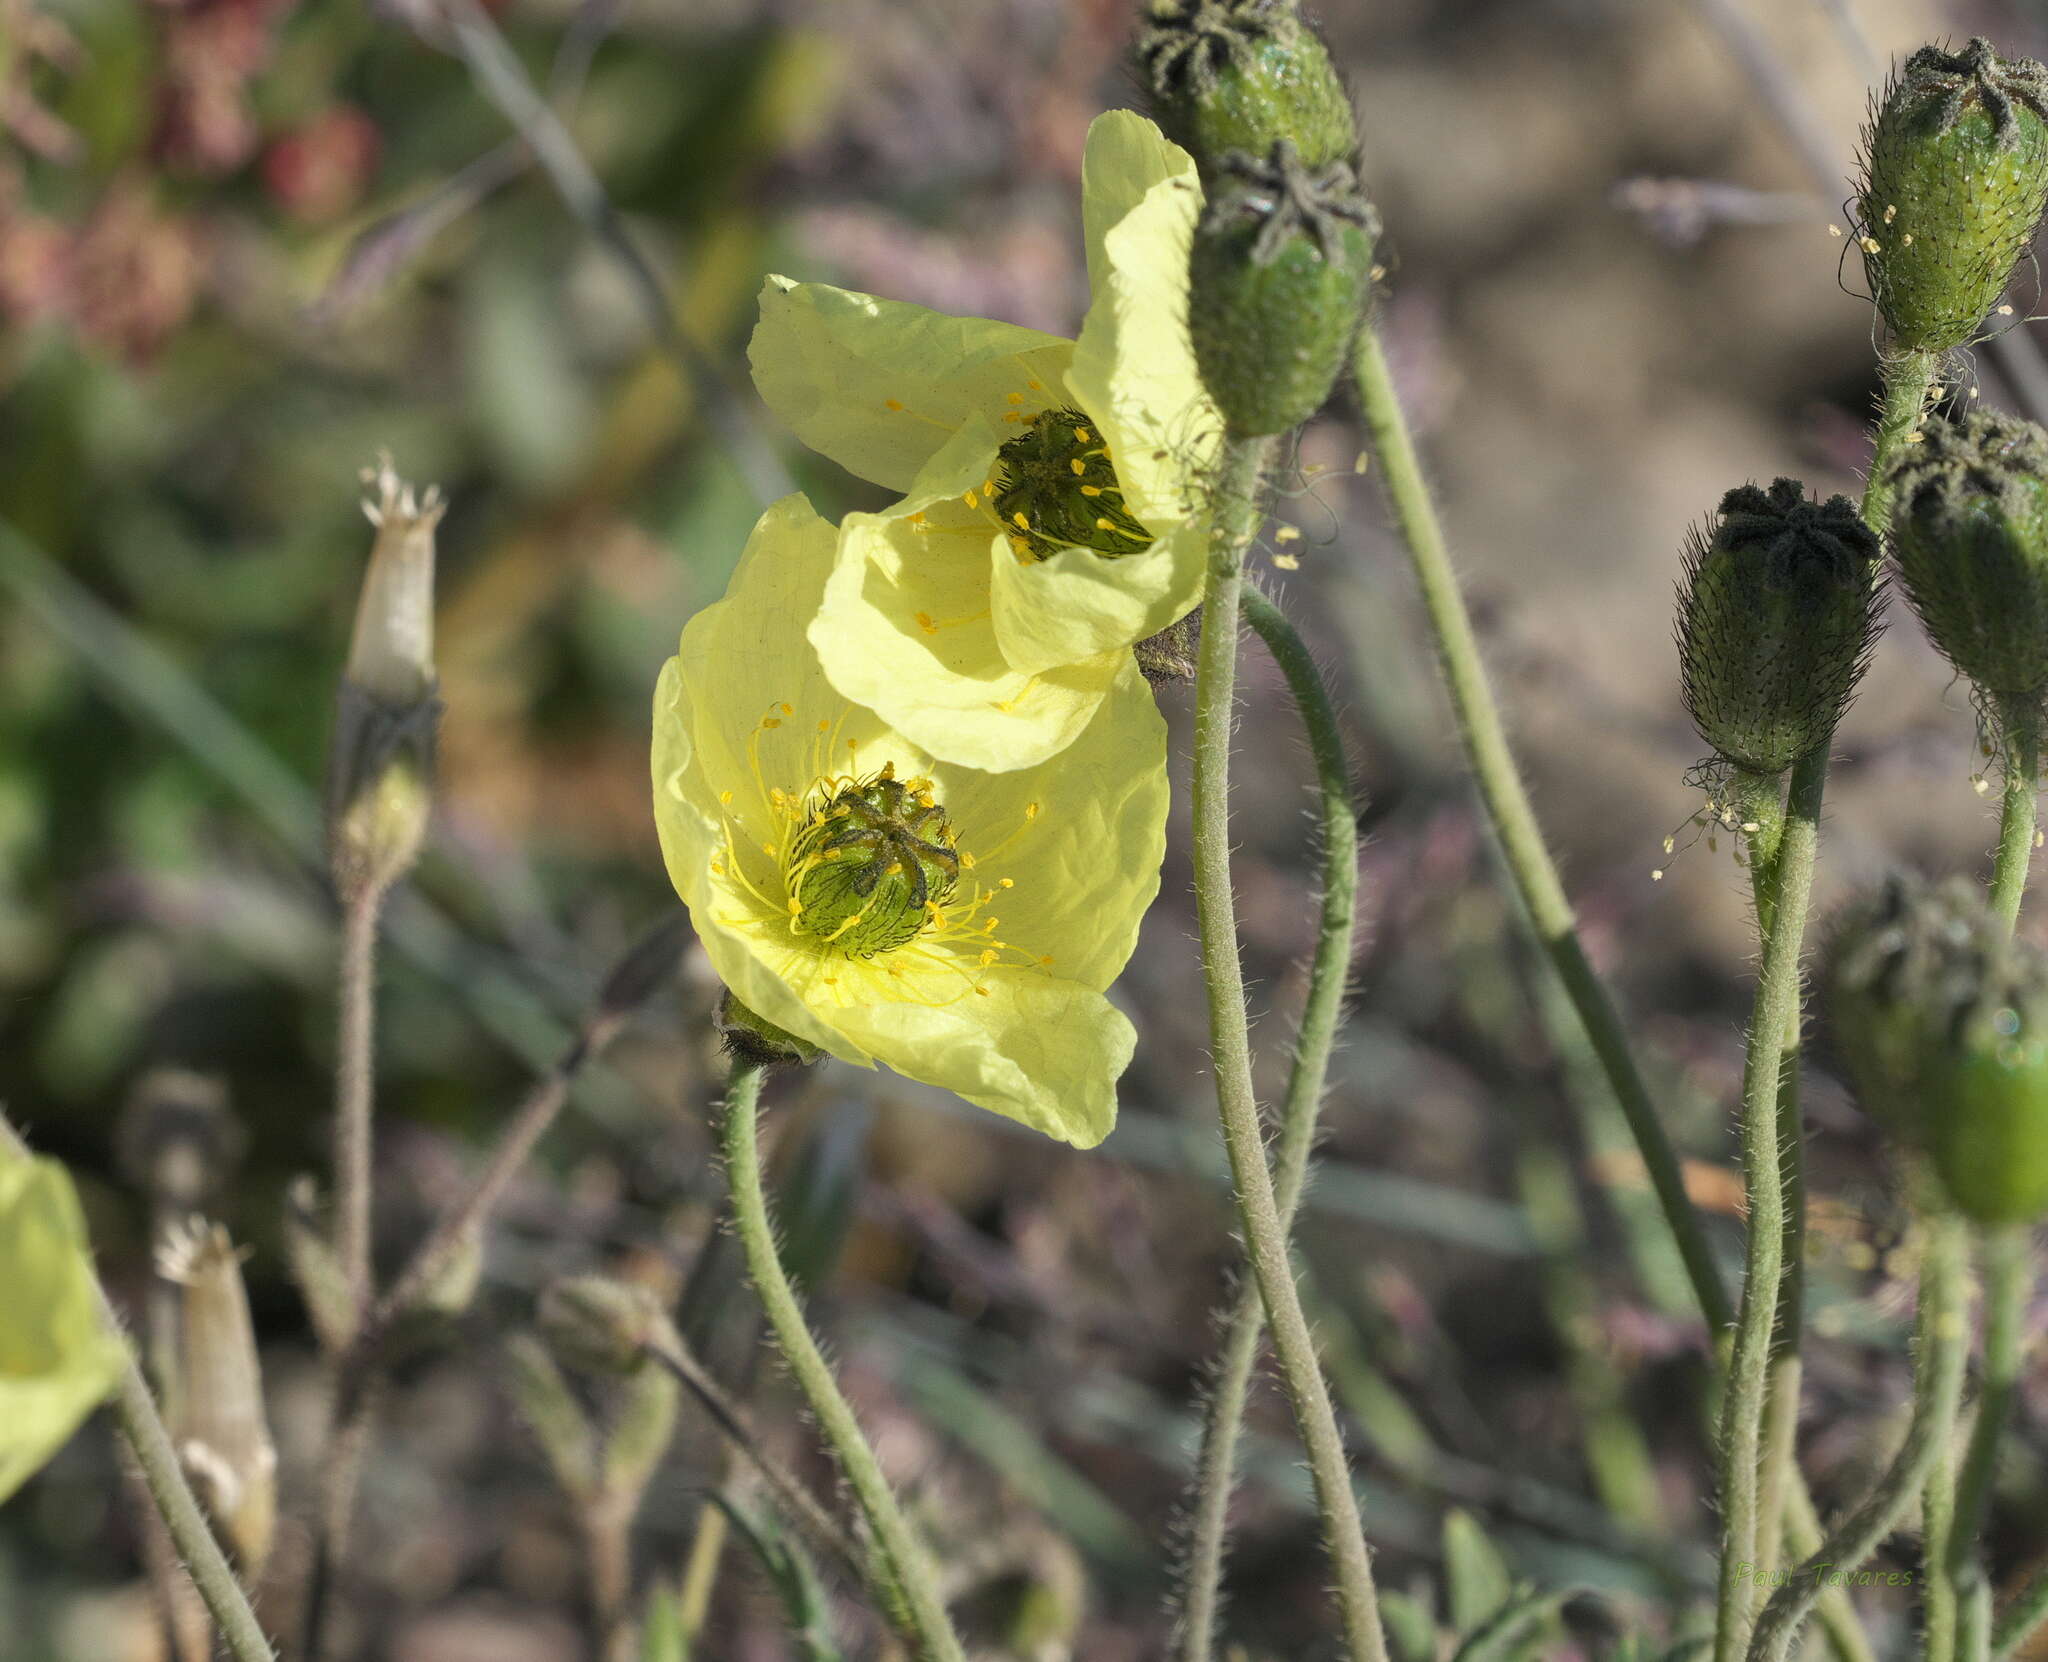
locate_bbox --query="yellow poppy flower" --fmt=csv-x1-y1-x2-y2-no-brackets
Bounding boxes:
0,1146,123,1501
651,495,1168,1147
748,110,1217,771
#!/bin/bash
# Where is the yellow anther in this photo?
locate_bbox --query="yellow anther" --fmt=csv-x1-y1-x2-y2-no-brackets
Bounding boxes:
961,852,976,869
1828,223,1843,237
762,717,781,729
1274,552,1300,570
719,790,734,805
978,950,997,966
1037,954,1054,967
1006,391,1024,405
780,703,793,716
1096,518,1113,531
984,479,996,497
909,510,927,525
709,860,725,875
983,918,999,933
998,876,1015,889
817,719,831,732
1080,484,1101,497
1024,805,1038,820
1275,525,1301,543
1074,426,1091,443
1012,511,1030,529
761,841,776,857
916,611,938,634
1002,412,1023,423
964,489,980,509
1027,379,1043,391
1070,458,1086,475
1884,203,1897,224
974,985,990,997
885,398,905,411
1860,235,1882,254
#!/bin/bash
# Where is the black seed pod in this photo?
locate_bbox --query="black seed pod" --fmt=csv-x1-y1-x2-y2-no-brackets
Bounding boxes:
1675,479,1884,776
1136,0,1356,177
1188,142,1376,437
1886,409,2048,714
1824,873,2048,1224
1857,38,2048,353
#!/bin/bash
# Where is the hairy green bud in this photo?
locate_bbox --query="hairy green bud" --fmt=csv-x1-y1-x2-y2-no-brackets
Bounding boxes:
1136,0,1356,177
1189,142,1376,437
1826,873,2048,1223
1887,409,2048,714
1822,873,1994,1140
1856,38,2048,353
1675,479,1883,777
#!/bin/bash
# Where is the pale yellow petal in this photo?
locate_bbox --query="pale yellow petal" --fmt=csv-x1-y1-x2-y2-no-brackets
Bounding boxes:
749,277,1071,492
989,516,1206,676
1067,111,1219,524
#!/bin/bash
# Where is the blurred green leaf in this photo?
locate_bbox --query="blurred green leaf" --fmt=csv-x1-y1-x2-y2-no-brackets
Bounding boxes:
1443,1508,1514,1634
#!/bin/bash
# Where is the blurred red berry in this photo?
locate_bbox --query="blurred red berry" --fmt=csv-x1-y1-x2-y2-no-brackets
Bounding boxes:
263,106,381,224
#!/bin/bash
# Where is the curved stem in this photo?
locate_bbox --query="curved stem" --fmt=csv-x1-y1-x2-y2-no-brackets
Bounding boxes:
1174,586,1361,1662
1350,323,1730,1332
720,1059,966,1662
1193,432,1387,1662
1713,750,1825,1662
1748,1210,1971,1662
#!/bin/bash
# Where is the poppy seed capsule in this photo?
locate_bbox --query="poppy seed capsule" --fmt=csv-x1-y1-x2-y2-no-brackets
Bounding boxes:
1137,0,1356,178
1822,873,1995,1142
1886,409,2048,709
1675,479,1883,776
1857,38,2048,353
1188,142,1376,437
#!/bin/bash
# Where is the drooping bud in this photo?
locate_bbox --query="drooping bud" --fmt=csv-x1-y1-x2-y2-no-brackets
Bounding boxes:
537,1275,667,1377
1886,409,2048,720
782,763,960,957
715,991,823,1069
158,1219,277,1574
1136,0,1357,177
1188,142,1377,437
1134,608,1202,683
1856,38,2048,353
326,453,443,906
1822,873,1993,1140
0,1145,123,1504
282,1176,358,1354
1675,479,1883,777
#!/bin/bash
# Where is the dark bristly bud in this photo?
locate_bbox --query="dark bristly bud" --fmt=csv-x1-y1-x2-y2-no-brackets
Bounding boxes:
1136,0,1356,177
716,989,823,1068
326,452,444,906
1675,479,1884,777
1134,608,1202,684
1886,409,2048,723
1825,873,2048,1224
158,1220,278,1574
1857,38,2048,353
1189,141,1377,437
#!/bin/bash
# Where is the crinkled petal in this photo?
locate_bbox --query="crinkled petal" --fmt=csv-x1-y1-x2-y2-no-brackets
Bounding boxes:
749,277,1071,492
812,414,1124,770
989,516,1206,677
1067,112,1219,525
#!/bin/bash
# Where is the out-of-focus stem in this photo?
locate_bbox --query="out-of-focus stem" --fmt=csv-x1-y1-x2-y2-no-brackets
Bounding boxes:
333,886,384,1319
1174,586,1362,1662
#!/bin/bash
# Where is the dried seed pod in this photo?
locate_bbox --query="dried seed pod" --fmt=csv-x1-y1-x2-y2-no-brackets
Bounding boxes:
1136,0,1356,177
1887,409,2048,717
1188,142,1376,436
1675,479,1883,776
1857,38,2048,353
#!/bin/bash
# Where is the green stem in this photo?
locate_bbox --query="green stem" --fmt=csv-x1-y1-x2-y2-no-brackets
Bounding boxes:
1990,711,2041,932
1350,323,1730,1332
0,1115,274,1662
1713,752,1826,1662
1175,586,1362,1662
1928,1425,1962,1662
1192,432,1386,1662
1950,1227,2033,1662
720,1059,966,1662
1748,1209,1971,1662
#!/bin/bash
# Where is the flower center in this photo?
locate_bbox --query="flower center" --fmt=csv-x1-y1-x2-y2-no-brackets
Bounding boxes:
782,766,961,957
989,406,1155,562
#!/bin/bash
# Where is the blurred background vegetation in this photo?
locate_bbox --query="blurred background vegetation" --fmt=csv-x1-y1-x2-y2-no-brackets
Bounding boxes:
8,0,2048,1656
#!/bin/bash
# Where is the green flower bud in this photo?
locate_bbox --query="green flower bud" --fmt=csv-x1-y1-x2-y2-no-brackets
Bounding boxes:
1675,479,1883,777
1823,873,2048,1224
1822,873,1994,1140
1136,0,1356,176
781,763,960,958
537,1275,666,1377
1886,409,2048,712
1189,142,1377,437
1856,38,2048,353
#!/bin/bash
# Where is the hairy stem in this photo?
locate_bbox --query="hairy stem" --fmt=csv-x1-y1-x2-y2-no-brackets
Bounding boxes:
0,1114,274,1662
1748,1209,1971,1662
1192,432,1387,1662
720,1059,966,1662
1174,586,1362,1662
1713,750,1825,1662
1990,710,2041,932
334,885,384,1320
1350,323,1730,1331
1950,1227,2033,1662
